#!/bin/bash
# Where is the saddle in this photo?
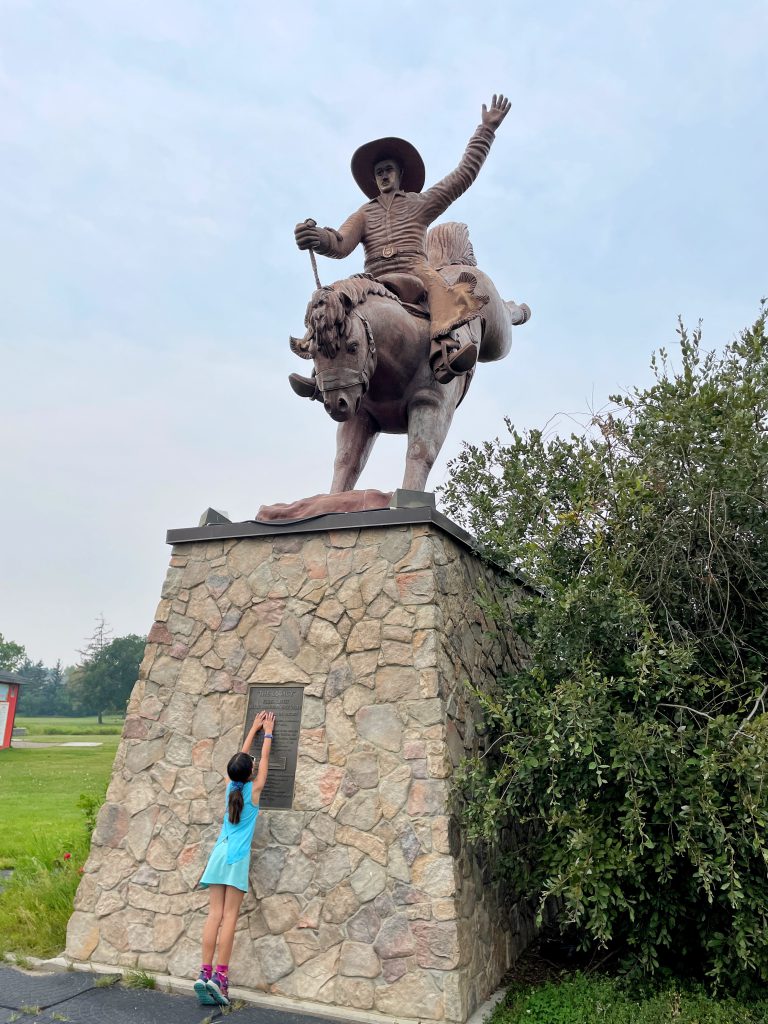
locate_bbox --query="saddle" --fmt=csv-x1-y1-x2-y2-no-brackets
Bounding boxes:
375,273,429,319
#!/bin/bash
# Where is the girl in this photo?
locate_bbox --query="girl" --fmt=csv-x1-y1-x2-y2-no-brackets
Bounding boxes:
194,708,276,1006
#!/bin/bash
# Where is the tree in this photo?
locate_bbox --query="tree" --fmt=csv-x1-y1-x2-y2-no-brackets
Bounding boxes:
77,614,112,663
441,306,768,988
68,632,146,723
0,633,26,672
13,657,74,716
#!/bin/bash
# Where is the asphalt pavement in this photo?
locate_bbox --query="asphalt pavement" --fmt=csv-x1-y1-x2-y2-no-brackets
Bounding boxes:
0,966,351,1024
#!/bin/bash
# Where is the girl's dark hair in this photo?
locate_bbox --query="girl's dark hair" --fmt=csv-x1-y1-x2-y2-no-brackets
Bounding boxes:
226,753,253,824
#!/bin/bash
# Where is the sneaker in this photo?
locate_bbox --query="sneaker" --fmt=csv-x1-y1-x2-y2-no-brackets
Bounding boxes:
206,974,230,1006
194,974,216,1006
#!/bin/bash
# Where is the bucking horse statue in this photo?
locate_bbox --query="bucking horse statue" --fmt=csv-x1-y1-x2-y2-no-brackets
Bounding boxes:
287,221,530,494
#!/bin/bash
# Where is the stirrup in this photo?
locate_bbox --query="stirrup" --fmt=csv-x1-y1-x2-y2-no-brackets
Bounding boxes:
431,334,477,384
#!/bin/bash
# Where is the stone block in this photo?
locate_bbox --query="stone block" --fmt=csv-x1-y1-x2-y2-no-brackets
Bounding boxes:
66,912,100,960
373,913,416,958
339,941,379,978
349,858,387,903
335,790,382,832
261,894,301,933
253,934,295,984
375,665,418,702
356,705,402,751
412,920,461,970
321,882,359,923
346,620,382,652
412,854,457,898
347,904,382,943
336,825,387,865
374,971,443,1019
335,976,375,1010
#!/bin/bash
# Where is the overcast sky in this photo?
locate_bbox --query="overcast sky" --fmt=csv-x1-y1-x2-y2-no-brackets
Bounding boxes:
1,0,766,667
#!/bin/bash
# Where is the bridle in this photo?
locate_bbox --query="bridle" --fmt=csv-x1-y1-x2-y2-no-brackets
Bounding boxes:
314,311,377,397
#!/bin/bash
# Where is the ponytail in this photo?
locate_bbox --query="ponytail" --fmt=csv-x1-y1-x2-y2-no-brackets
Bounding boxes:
226,752,253,824
228,785,244,824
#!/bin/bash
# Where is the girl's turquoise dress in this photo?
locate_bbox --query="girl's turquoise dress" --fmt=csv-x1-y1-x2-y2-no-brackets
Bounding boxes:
199,781,259,893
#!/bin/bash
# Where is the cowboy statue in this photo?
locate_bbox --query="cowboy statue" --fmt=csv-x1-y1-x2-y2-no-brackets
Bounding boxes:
294,93,513,384
278,91,530,508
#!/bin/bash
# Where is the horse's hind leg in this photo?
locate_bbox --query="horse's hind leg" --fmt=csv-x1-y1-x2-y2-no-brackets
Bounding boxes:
402,387,461,491
330,411,379,493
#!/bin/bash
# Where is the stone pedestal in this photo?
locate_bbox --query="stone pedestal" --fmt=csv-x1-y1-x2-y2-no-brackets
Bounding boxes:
66,507,533,1022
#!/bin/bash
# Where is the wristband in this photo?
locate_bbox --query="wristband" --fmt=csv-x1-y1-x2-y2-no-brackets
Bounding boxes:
264,734,273,739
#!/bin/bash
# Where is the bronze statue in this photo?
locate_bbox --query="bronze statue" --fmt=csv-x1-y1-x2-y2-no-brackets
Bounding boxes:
287,93,530,495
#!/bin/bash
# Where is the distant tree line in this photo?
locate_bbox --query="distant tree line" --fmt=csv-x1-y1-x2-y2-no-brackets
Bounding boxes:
0,616,146,722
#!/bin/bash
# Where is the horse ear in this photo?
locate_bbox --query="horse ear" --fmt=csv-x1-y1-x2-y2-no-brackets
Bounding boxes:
289,331,313,360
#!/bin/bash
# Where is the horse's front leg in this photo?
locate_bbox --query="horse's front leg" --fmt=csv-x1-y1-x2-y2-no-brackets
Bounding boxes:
330,410,380,493
403,385,462,491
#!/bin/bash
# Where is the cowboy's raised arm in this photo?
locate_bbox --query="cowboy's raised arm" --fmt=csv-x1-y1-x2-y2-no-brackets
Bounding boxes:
420,93,511,221
294,208,365,259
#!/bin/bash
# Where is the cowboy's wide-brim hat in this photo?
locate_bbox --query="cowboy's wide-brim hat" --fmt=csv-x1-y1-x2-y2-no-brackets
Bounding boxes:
351,137,426,199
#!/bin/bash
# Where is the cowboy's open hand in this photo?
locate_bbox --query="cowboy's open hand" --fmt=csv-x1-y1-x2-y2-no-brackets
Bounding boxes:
481,94,511,130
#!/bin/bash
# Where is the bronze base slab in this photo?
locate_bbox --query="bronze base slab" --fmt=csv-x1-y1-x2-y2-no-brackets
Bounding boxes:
255,488,394,523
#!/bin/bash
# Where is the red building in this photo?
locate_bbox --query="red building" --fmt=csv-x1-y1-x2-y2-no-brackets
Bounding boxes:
0,671,25,749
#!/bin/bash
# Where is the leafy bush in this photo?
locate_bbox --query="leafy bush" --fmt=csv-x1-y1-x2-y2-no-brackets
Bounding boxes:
442,308,768,987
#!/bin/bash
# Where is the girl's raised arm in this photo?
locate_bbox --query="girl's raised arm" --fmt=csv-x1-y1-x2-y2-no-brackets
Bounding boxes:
252,712,276,799
241,710,267,754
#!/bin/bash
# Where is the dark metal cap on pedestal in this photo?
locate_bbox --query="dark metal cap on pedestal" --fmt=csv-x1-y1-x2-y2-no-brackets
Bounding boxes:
198,508,232,527
389,489,436,510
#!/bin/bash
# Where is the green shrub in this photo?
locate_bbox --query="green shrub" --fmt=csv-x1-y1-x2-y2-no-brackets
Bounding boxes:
443,308,768,987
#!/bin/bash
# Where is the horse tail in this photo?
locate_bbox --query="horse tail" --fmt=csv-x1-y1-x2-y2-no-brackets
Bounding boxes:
426,222,477,269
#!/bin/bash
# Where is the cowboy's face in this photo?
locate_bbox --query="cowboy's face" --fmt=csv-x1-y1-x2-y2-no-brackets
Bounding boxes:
374,158,402,194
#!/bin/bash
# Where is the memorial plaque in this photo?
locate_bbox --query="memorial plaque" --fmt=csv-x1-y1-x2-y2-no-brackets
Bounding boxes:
243,685,304,810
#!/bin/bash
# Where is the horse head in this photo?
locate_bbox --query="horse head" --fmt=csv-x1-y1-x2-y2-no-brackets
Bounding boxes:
289,284,377,422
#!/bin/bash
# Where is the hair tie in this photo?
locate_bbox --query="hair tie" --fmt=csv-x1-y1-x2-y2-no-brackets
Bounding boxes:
231,781,244,791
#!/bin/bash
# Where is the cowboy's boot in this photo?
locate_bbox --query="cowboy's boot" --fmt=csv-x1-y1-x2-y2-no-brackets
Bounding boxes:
289,372,319,399
429,328,479,384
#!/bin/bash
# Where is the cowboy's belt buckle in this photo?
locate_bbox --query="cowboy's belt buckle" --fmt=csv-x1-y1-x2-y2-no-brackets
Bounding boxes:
382,244,395,258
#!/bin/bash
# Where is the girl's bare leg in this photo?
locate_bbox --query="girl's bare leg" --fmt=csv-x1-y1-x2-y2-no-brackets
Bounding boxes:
216,886,245,964
201,885,225,965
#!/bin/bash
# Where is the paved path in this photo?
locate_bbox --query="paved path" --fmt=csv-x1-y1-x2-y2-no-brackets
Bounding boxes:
0,967,348,1024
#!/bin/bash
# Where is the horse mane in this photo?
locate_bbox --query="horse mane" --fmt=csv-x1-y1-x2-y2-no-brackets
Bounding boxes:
306,275,401,358
426,221,477,269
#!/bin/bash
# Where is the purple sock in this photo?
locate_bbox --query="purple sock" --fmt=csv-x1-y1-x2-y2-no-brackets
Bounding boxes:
200,964,212,980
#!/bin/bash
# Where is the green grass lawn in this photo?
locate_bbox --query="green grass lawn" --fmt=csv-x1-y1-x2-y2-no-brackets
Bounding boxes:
0,719,121,868
14,714,123,738
0,718,122,956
